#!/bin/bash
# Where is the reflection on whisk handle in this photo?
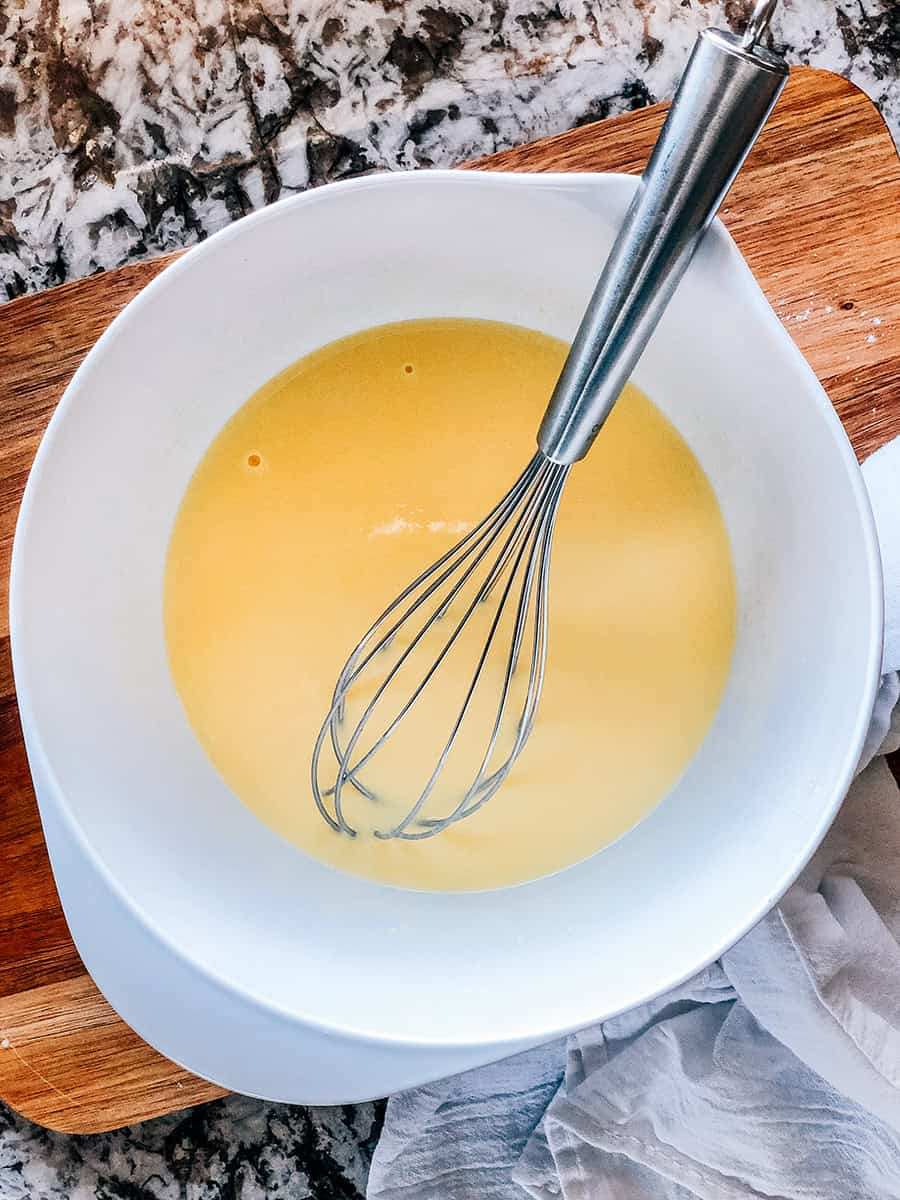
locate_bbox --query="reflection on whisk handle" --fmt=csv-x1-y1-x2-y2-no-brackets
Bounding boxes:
538,6,788,466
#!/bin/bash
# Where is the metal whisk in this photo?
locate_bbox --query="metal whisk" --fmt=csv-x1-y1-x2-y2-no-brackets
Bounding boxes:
312,0,787,840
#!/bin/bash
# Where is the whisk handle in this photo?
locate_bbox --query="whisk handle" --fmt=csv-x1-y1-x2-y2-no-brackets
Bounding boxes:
538,7,788,465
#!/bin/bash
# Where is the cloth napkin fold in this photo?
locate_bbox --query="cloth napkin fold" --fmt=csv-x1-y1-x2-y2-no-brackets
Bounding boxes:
367,435,900,1200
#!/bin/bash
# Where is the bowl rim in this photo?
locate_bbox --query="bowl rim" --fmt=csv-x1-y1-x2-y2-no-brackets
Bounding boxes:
9,168,885,1050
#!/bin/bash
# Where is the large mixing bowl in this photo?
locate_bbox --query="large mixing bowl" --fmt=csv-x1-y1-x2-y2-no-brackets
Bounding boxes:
10,171,882,1102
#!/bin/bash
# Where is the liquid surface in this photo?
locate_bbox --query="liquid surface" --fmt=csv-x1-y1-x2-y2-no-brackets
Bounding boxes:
165,319,735,890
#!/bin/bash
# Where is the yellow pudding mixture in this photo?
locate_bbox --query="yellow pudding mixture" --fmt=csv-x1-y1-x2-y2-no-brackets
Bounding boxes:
165,319,735,890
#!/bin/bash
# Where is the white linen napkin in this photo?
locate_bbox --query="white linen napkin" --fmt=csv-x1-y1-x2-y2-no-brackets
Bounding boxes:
866,438,900,675
367,435,900,1200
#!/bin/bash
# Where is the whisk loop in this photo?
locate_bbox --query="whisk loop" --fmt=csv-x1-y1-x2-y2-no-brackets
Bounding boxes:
311,453,570,839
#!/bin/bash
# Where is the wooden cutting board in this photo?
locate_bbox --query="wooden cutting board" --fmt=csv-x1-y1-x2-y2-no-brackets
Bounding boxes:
1,66,899,1135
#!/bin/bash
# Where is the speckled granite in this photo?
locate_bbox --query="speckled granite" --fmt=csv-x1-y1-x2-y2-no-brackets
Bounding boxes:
2,0,899,300
2,1,899,1196
0,1093,385,1198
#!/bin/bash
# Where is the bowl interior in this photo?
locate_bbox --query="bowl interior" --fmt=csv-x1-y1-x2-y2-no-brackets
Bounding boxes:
11,171,881,1048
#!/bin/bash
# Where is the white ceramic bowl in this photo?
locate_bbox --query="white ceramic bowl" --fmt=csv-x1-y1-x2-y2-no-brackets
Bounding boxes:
11,171,883,1103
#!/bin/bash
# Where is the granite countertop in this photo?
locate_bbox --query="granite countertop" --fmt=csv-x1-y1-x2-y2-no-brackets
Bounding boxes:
2,0,899,1196
2,0,900,301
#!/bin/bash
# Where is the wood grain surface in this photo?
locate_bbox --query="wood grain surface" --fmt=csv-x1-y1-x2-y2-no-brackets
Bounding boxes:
1,66,899,1134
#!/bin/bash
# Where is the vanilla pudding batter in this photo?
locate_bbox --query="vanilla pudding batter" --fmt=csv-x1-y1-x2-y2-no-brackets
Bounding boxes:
165,319,735,890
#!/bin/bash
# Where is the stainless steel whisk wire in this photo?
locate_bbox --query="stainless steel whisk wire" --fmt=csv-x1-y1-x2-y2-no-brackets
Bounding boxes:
312,454,569,839
311,0,787,840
